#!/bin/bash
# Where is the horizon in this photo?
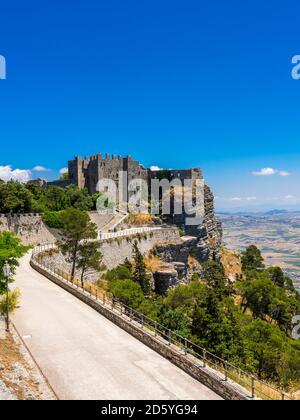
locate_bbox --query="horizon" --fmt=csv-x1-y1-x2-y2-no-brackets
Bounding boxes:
1,0,300,211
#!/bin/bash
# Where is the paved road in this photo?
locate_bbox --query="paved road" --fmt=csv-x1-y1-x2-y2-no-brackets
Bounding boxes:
12,253,222,401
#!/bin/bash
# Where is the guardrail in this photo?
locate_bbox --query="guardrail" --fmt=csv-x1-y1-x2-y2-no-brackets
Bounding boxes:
31,244,292,401
98,226,164,240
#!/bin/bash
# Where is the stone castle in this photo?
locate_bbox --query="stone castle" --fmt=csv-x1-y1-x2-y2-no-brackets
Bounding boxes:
48,153,222,259
65,153,202,195
67,154,203,195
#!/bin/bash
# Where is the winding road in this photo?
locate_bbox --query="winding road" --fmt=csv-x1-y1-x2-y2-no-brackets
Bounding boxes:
12,253,222,400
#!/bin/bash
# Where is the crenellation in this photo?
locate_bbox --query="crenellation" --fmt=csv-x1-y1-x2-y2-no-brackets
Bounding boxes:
67,153,203,200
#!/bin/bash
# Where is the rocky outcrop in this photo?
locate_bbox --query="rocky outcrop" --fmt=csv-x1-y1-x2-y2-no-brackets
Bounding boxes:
194,184,222,261
162,184,222,261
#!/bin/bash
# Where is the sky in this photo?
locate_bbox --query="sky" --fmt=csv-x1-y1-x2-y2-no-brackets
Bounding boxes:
0,0,300,211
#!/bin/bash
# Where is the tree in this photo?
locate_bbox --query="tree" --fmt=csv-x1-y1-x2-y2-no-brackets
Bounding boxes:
132,241,151,295
201,259,231,299
191,289,245,361
60,172,69,181
57,209,98,281
105,264,133,282
268,267,285,288
44,186,69,211
241,245,265,272
109,279,145,309
239,272,277,318
65,185,93,211
0,231,30,294
76,241,104,287
243,319,286,380
0,181,33,213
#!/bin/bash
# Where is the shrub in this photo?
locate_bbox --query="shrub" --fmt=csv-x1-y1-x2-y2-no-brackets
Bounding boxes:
42,211,64,228
0,289,21,315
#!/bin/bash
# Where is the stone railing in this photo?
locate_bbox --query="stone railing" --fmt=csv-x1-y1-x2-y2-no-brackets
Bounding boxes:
98,226,163,240
30,245,291,401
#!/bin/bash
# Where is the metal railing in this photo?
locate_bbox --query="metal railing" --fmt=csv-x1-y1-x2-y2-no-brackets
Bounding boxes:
31,245,292,401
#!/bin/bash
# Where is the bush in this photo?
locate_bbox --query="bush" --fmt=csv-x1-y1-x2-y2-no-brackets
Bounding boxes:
105,264,133,282
42,211,64,228
0,289,21,315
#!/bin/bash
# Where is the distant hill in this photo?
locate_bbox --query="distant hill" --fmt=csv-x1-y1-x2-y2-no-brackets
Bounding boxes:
218,209,300,217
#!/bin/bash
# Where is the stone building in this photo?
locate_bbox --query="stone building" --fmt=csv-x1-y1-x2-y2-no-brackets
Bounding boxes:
67,154,203,195
68,154,149,195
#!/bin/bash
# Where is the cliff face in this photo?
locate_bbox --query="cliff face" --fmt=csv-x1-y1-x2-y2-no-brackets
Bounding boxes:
160,184,222,262
194,184,222,261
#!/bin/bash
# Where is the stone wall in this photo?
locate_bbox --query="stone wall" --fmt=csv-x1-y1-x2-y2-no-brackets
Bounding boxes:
30,258,250,401
0,214,58,246
101,228,180,269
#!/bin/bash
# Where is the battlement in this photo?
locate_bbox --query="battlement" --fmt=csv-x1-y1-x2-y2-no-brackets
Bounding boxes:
68,153,202,195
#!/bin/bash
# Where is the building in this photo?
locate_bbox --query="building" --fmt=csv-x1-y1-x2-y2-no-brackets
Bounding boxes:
68,154,149,195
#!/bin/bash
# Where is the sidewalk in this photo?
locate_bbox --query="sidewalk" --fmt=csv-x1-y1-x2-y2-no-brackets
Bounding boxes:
0,317,56,400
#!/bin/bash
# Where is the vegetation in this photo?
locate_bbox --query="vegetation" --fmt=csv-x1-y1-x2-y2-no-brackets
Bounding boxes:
0,289,21,316
57,208,98,281
0,231,30,294
132,241,151,295
0,231,29,316
42,211,64,228
106,243,300,391
76,241,104,287
0,180,102,214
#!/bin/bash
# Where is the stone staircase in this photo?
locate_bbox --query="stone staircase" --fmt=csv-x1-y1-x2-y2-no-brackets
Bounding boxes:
101,210,128,232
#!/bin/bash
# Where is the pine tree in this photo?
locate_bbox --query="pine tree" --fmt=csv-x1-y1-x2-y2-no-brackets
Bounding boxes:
132,241,151,295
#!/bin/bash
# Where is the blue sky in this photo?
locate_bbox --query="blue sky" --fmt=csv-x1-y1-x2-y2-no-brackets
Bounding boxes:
0,0,300,211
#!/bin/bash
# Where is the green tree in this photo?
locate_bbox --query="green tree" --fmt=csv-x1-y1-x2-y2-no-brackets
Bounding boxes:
42,211,64,228
0,181,34,213
60,172,69,181
0,231,30,294
241,245,265,272
109,279,145,309
191,289,245,361
268,266,285,288
57,209,98,281
243,319,286,380
105,264,133,282
76,241,104,287
44,186,69,211
132,241,151,295
65,185,93,211
201,259,231,298
239,272,276,318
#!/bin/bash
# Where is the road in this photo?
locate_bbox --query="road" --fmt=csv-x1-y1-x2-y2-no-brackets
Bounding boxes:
12,253,222,400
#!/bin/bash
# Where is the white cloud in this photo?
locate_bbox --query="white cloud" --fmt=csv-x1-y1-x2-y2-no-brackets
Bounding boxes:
32,165,51,172
229,197,242,202
150,165,162,171
59,167,68,175
284,194,296,200
252,167,290,177
278,170,290,177
247,196,257,201
0,165,32,183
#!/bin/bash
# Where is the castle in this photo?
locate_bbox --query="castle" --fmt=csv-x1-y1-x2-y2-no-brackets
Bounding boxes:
65,153,203,195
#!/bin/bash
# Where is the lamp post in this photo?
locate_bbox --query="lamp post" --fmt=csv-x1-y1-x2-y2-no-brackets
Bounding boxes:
3,262,11,332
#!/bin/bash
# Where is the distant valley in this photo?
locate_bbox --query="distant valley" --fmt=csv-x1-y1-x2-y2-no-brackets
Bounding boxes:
218,210,300,289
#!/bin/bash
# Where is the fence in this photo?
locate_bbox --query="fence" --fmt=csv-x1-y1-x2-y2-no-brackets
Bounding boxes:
98,226,164,240
31,245,292,401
